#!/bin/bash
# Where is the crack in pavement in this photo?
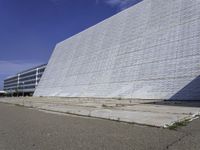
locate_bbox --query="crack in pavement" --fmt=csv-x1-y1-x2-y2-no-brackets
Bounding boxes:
163,132,191,150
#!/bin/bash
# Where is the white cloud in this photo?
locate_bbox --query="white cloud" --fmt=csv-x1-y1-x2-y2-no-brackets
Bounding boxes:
103,0,142,10
0,60,44,76
0,60,44,89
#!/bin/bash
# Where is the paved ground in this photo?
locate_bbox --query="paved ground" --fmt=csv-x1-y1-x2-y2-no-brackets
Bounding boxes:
0,103,200,150
0,97,200,127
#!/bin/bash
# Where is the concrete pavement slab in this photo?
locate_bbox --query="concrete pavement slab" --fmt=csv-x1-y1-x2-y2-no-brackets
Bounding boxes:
0,97,199,127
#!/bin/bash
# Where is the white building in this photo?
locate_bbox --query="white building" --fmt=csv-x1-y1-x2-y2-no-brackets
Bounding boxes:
34,0,200,100
4,64,46,96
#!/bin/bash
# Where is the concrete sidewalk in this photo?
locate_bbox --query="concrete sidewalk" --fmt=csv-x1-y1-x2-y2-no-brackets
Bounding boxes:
0,97,199,127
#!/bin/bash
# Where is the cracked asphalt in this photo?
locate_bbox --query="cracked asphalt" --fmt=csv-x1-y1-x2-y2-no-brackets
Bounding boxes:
0,103,199,150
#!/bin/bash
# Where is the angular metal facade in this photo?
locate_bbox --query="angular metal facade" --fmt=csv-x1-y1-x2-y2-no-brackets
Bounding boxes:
34,0,200,100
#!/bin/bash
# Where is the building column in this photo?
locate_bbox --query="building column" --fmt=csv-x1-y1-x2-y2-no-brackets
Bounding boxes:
17,74,20,86
36,68,39,86
17,74,20,96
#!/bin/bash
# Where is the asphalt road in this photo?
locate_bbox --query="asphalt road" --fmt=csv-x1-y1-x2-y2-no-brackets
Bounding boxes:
0,103,199,150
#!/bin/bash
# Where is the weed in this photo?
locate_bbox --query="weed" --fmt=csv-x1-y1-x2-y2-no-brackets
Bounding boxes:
117,97,122,100
167,119,190,130
102,104,114,108
102,104,108,107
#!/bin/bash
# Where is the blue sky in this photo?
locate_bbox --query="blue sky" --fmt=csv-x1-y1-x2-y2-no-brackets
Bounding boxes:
0,0,141,89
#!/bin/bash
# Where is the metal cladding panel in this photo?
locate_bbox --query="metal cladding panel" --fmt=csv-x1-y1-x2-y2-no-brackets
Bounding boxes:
34,0,200,100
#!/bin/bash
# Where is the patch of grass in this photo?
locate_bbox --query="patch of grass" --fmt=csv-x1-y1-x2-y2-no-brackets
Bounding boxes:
117,97,122,100
167,119,191,130
101,104,114,108
115,104,125,107
102,104,112,108
102,104,107,107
